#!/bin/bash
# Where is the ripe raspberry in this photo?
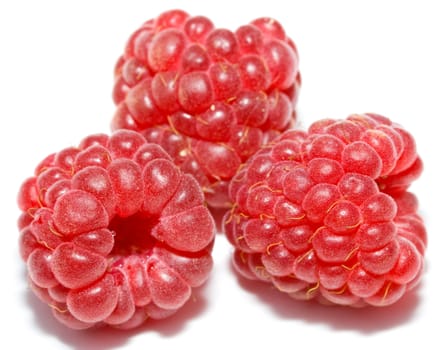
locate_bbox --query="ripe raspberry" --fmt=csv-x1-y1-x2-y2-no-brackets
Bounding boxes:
111,9,301,208
224,113,426,307
17,130,215,329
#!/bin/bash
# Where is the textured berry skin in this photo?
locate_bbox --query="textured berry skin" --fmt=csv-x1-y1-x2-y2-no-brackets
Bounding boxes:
224,113,426,307
111,9,301,209
17,130,215,329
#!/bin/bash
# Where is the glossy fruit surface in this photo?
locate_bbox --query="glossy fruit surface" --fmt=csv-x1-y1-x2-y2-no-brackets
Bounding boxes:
224,113,426,307
112,9,301,208
18,130,215,329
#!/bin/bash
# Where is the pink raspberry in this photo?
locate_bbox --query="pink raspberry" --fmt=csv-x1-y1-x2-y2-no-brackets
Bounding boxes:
17,130,215,329
111,9,301,209
224,113,426,307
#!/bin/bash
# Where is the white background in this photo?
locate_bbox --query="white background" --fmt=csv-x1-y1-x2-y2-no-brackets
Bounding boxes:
1,1,444,349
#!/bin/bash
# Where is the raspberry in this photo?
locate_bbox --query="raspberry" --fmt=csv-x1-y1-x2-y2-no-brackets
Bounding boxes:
17,130,215,329
111,9,301,208
224,113,426,307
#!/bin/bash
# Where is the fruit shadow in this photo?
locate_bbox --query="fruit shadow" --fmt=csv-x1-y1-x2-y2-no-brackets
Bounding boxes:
24,281,210,350
231,263,422,334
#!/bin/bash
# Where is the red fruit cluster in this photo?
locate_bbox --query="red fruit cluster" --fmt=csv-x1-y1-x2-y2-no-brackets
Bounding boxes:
112,9,301,208
224,113,426,307
17,8,428,331
17,130,215,329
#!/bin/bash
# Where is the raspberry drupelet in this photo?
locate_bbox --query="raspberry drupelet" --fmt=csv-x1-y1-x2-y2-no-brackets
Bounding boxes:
111,9,301,209
224,113,426,307
17,130,215,329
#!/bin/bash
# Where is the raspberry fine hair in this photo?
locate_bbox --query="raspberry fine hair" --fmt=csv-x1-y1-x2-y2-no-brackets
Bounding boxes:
17,130,216,329
112,9,301,209
224,113,426,307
